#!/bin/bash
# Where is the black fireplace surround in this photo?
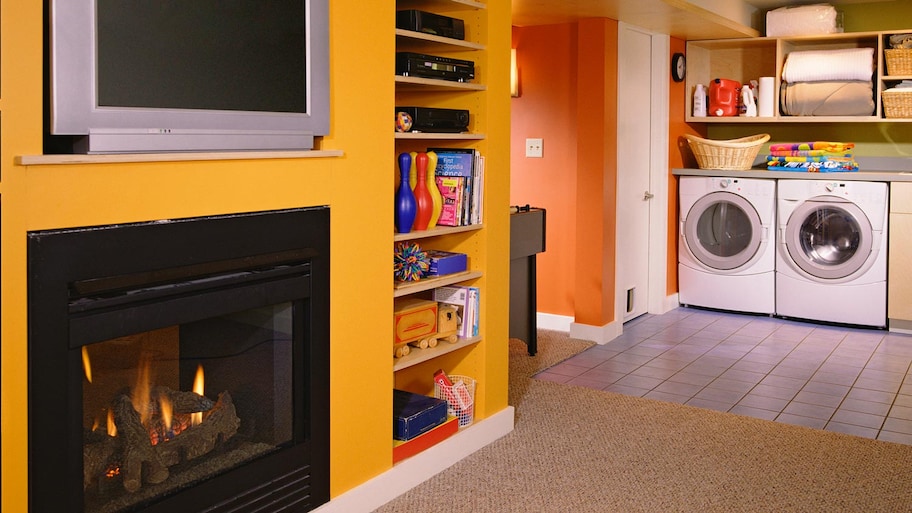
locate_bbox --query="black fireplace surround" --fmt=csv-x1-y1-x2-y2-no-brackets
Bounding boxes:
28,207,330,513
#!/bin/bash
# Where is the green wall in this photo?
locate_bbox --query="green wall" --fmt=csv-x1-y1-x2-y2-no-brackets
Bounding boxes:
709,0,912,158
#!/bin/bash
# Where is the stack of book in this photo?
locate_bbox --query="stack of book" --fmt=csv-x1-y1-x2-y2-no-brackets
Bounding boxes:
433,285,479,338
431,148,485,227
392,389,458,463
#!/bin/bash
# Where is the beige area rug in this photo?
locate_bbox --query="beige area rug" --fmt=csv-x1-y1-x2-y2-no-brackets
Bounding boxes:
374,330,912,512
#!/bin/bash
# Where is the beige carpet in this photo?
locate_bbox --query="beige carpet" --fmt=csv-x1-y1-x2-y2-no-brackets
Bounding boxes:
374,330,912,512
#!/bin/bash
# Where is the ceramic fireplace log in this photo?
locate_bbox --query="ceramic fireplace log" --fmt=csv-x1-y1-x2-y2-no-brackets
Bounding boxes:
152,386,215,414
83,435,117,490
154,391,240,466
113,395,170,492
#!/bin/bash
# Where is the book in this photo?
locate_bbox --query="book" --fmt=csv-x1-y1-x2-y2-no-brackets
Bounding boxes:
426,250,468,276
468,286,480,337
430,148,475,225
435,175,465,227
393,389,449,441
471,154,485,225
392,416,458,463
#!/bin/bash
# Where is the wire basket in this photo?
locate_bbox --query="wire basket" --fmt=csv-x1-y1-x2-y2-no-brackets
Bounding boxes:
885,49,912,76
434,374,475,428
883,89,912,118
684,133,770,171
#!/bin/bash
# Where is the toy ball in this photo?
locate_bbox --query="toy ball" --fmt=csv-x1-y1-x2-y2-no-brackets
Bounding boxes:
395,111,413,133
394,241,429,282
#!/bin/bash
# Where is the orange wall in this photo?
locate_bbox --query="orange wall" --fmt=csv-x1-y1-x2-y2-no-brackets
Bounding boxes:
511,20,618,326
512,27,705,323
574,19,618,327
668,36,706,295
510,23,579,317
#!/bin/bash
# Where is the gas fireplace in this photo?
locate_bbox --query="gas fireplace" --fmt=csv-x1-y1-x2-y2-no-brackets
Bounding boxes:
28,207,330,513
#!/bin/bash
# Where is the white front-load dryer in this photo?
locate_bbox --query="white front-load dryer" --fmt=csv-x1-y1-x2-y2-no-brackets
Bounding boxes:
678,176,776,314
776,179,888,327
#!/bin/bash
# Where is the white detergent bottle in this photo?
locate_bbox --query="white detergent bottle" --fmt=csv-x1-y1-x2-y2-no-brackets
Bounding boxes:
741,86,757,117
693,84,707,117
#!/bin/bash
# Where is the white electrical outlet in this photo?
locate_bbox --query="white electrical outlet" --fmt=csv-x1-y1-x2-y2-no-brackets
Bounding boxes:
525,138,543,158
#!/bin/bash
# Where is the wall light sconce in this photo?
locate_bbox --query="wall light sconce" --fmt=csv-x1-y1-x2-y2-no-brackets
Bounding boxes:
511,48,520,97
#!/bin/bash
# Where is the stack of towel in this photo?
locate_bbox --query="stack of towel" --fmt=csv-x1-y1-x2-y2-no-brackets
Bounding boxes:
884,79,912,94
780,48,876,116
766,142,858,172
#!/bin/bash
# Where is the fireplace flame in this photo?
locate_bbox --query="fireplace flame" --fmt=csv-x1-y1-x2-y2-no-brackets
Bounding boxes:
132,353,153,425
192,365,205,426
107,409,117,437
160,396,173,432
82,346,93,383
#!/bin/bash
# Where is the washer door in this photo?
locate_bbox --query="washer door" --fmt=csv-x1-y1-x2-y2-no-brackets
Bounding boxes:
783,196,873,280
683,191,763,271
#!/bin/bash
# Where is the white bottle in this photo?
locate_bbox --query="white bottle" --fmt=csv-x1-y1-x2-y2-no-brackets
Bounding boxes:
741,86,757,117
693,84,707,117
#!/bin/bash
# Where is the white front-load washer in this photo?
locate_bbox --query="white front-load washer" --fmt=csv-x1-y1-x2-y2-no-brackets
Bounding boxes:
776,179,888,327
678,176,776,314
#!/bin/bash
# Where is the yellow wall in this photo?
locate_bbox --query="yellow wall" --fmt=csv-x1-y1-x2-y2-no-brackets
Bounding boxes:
0,0,391,508
2,1,511,509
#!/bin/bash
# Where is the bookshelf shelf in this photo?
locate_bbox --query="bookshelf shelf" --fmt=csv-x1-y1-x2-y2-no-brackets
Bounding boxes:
394,223,482,242
393,336,481,371
395,29,485,51
393,270,482,298
395,75,486,91
395,132,486,140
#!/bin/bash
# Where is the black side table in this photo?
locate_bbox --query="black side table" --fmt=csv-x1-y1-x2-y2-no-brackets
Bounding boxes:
509,206,546,356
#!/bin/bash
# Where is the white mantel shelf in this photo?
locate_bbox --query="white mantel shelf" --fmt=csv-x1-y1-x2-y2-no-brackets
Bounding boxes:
17,149,344,166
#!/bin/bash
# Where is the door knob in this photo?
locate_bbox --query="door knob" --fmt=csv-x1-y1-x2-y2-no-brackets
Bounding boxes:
643,191,654,200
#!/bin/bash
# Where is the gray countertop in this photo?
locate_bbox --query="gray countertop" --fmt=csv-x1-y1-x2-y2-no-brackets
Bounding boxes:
673,168,912,182
673,156,912,182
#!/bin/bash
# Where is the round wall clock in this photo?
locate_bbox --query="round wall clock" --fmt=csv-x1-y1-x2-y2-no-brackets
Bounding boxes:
672,53,686,82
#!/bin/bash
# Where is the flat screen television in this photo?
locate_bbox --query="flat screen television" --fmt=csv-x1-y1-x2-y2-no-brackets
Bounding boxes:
47,0,330,154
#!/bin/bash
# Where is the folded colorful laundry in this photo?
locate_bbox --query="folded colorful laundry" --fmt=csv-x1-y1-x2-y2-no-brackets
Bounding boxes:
769,149,853,157
769,141,855,153
766,155,855,163
767,160,858,172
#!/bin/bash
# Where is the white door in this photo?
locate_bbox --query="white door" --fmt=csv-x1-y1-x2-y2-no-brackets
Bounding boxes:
616,23,656,323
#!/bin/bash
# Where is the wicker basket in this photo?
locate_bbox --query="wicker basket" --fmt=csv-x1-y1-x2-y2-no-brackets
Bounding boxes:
885,48,912,76
683,133,770,171
883,89,912,118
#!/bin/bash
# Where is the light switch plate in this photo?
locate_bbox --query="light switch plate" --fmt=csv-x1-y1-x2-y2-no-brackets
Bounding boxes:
525,138,543,158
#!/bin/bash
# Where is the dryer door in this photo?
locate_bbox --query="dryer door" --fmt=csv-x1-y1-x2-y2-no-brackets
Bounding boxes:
783,196,873,280
683,191,763,271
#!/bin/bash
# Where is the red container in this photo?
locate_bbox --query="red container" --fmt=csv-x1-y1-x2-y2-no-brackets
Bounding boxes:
708,78,741,117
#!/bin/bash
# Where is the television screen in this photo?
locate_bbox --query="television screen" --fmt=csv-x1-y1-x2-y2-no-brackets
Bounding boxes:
97,0,307,114
48,0,330,154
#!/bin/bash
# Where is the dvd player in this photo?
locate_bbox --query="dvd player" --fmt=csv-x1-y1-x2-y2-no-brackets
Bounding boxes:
396,10,465,40
396,52,475,82
396,106,470,133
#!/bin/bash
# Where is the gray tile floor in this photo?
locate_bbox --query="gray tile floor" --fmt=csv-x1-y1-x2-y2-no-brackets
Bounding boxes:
535,307,912,445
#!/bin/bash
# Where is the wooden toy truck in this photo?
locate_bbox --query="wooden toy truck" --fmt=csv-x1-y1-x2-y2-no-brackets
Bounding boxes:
393,298,460,358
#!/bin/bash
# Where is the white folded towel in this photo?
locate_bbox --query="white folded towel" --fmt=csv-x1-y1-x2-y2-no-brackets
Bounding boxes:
885,80,912,92
782,47,874,83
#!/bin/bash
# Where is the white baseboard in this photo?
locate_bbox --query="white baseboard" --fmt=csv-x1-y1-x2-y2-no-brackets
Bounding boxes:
662,293,680,314
313,406,515,513
889,318,912,335
536,312,573,332
570,319,623,345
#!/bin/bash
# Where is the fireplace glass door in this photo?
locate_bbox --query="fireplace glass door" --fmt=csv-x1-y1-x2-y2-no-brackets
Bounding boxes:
82,302,295,513
29,207,330,513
